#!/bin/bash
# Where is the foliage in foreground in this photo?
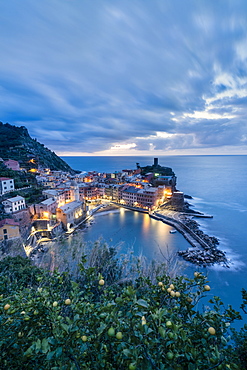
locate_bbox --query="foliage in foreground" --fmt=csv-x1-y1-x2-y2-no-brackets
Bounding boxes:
0,255,246,370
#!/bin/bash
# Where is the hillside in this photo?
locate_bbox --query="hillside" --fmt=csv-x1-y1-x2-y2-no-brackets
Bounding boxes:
0,122,75,173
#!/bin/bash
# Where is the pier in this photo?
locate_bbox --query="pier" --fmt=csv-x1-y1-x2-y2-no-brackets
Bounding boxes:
151,210,228,267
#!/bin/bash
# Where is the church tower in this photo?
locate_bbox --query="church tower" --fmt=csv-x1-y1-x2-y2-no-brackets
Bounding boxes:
70,180,80,201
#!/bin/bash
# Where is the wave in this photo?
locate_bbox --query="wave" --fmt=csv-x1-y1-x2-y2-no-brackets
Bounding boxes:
189,197,247,213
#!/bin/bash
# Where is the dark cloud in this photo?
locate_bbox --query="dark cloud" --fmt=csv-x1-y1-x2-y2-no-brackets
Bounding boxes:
0,0,247,154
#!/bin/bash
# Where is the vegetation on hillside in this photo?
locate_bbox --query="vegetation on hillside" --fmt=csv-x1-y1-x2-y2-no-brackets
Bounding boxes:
0,122,75,173
140,163,175,177
0,243,247,369
0,162,37,188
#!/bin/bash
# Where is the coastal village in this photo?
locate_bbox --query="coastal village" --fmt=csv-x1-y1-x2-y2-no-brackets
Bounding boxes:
0,156,228,267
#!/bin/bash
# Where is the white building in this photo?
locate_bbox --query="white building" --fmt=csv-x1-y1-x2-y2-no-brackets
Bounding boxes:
56,200,84,231
2,195,26,213
0,177,15,195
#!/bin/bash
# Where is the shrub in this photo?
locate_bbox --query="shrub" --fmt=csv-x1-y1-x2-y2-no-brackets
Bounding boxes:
0,256,244,369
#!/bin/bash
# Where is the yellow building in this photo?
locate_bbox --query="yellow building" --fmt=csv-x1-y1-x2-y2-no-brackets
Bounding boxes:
0,218,20,241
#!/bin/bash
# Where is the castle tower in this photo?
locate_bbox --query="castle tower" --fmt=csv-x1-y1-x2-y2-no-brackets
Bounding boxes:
154,158,158,167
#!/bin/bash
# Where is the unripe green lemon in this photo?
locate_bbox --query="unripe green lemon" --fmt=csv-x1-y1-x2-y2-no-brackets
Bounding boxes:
53,301,58,307
167,352,174,360
168,332,174,339
81,335,87,342
107,327,115,337
166,320,172,328
129,363,136,370
116,331,123,340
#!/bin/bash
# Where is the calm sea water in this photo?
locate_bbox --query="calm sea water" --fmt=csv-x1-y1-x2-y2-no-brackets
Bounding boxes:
62,155,247,326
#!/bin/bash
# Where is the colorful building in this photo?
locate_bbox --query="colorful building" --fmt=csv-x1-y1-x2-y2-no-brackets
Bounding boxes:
4,159,20,171
0,218,20,241
56,200,85,231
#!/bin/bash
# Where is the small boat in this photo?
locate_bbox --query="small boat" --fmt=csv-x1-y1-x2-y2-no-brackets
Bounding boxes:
169,229,177,234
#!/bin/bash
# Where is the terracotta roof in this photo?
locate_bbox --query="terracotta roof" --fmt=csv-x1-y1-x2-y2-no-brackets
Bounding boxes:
0,218,20,228
0,177,12,181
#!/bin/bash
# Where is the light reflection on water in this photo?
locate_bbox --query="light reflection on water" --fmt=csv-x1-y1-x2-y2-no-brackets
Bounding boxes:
81,209,191,262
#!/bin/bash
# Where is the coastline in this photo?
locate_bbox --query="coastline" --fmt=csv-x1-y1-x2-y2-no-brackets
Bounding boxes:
29,200,228,271
93,202,228,268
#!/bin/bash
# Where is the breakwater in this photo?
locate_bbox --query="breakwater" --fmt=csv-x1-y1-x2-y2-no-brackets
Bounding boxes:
151,211,228,267
94,202,228,267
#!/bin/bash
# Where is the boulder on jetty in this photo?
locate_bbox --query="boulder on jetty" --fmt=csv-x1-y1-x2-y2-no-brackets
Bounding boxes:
177,216,228,267
183,218,220,248
178,247,228,267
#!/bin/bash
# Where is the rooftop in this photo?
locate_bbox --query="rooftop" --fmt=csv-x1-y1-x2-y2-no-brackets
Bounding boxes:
0,218,19,227
4,195,25,202
40,198,56,206
59,200,82,214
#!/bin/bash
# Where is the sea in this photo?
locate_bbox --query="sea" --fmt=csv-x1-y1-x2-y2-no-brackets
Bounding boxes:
62,155,247,328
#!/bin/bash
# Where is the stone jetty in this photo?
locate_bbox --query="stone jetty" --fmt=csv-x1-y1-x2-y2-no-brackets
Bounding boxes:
152,211,229,267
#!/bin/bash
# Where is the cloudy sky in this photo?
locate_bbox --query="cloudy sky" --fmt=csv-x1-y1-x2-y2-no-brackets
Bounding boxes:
1,0,247,156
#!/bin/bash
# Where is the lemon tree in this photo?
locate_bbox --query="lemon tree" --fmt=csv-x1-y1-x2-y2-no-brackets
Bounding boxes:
0,255,245,369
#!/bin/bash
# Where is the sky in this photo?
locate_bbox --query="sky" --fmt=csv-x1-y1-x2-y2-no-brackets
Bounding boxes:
0,0,247,156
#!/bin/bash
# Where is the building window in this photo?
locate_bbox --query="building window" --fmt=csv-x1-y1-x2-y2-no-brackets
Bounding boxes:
3,229,7,234
4,235,8,240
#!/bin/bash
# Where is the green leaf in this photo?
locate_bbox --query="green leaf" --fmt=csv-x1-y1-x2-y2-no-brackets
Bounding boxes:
47,350,56,360
61,323,69,333
136,299,149,308
97,323,107,335
35,338,41,351
41,338,49,353
123,349,132,357
55,347,63,358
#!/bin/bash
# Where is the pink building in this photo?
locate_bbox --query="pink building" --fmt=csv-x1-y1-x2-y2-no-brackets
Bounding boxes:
4,159,20,171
